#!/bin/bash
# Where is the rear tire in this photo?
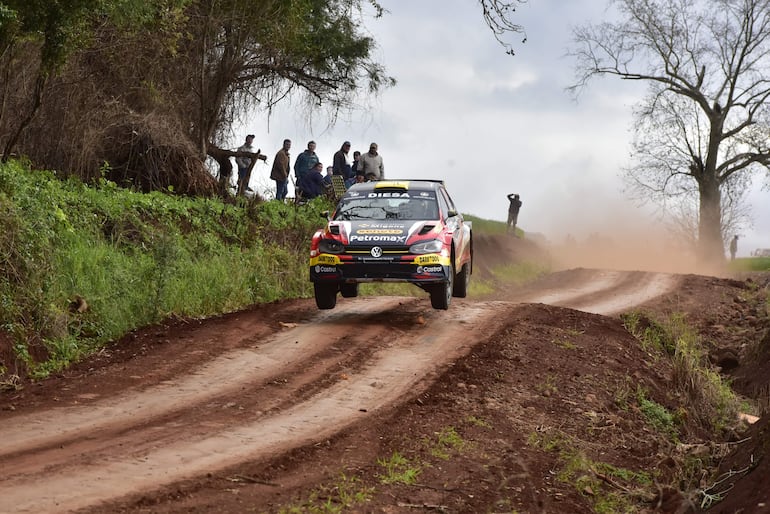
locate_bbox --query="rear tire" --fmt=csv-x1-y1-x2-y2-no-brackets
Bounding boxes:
340,283,359,298
452,262,470,298
314,282,338,309
429,265,454,310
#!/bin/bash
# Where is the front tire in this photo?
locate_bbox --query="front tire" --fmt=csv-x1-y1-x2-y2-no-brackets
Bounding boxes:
452,262,470,297
430,264,454,310
314,282,338,309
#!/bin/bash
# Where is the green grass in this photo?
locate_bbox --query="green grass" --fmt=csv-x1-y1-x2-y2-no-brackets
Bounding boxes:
728,257,770,271
528,430,650,513
623,310,741,435
0,159,331,377
377,451,421,485
425,426,467,459
278,473,374,514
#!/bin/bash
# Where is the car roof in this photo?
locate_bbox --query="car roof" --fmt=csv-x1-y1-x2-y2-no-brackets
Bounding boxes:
345,180,445,195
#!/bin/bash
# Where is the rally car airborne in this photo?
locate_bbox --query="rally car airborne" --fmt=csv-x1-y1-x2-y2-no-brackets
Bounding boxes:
309,180,473,310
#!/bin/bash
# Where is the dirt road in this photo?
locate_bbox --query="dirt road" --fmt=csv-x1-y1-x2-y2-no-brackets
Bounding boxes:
0,268,681,513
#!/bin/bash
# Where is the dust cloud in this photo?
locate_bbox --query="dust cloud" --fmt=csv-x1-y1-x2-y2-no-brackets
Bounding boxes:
530,207,727,276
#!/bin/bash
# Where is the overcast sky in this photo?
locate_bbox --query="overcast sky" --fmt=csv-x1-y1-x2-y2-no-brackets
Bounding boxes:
236,0,769,258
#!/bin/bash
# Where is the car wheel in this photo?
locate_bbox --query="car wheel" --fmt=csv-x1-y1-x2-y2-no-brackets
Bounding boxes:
340,283,359,298
452,261,470,298
429,264,453,310
314,282,338,309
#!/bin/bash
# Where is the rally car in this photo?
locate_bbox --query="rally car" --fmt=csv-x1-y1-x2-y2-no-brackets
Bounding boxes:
309,180,473,310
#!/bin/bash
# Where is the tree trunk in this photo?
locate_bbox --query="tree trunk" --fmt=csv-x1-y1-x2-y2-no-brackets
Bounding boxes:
697,174,724,268
2,72,46,162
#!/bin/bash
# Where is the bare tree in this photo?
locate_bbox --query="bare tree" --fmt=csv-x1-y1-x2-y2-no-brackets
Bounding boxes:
570,0,770,266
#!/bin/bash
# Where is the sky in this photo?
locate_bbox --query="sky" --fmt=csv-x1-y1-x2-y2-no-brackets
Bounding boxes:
234,0,769,260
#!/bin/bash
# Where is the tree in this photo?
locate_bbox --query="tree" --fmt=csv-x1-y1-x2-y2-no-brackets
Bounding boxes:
0,0,393,197
182,0,395,164
0,0,187,161
569,0,770,266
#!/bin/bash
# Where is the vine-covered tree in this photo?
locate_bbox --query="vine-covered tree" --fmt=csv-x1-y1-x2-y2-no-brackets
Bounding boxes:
0,0,393,196
569,0,770,266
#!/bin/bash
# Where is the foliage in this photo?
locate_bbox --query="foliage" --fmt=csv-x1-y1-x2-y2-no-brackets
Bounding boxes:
0,159,327,377
622,310,741,435
636,386,679,441
569,0,770,266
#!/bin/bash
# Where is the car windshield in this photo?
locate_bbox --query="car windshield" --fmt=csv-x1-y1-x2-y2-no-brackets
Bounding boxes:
334,195,439,221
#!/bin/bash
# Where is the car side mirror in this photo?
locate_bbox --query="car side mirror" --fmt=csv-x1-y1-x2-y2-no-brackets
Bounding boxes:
321,210,331,221
447,209,458,218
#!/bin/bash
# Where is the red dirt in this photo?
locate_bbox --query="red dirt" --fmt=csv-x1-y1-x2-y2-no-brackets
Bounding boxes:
0,235,768,514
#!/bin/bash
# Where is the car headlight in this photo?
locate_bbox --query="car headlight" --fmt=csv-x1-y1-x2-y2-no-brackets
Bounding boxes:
319,239,345,254
410,240,443,254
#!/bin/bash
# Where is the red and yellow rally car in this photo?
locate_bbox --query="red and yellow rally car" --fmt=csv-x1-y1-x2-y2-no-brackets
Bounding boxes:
309,180,473,310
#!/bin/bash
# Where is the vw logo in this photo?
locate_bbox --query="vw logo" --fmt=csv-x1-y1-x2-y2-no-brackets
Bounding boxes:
370,246,383,258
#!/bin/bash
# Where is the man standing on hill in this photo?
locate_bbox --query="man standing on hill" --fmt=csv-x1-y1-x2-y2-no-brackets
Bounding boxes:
293,141,318,184
360,142,384,181
236,134,255,194
730,235,739,261
507,193,522,235
270,139,291,201
333,141,353,184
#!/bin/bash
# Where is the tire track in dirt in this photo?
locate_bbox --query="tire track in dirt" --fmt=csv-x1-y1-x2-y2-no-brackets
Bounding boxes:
0,269,679,513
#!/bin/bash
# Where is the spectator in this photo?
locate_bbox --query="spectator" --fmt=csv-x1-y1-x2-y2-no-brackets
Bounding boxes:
270,139,291,201
300,162,327,199
360,142,384,181
730,235,739,261
324,166,334,185
293,141,318,184
236,134,255,194
506,193,522,235
351,151,364,183
333,141,353,183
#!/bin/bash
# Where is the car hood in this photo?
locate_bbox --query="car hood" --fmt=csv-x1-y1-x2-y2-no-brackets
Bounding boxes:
328,220,440,246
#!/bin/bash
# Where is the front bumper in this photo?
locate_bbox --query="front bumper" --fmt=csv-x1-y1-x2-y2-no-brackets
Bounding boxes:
309,252,451,283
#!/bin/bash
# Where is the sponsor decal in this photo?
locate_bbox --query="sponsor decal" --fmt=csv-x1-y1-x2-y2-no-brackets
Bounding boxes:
414,254,441,265
317,254,341,264
350,235,407,243
374,181,410,189
357,223,405,229
418,265,443,274
366,192,410,198
357,229,404,235
314,265,337,273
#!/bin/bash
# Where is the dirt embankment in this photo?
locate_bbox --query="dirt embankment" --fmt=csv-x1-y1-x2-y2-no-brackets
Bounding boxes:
0,234,768,514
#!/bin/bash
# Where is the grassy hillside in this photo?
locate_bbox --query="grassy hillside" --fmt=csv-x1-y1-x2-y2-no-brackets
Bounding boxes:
0,160,332,379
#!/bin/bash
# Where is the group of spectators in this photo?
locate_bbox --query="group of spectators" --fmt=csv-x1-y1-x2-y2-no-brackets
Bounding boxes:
236,135,385,201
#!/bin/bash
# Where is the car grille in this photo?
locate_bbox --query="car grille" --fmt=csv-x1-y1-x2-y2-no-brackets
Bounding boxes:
344,245,411,255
